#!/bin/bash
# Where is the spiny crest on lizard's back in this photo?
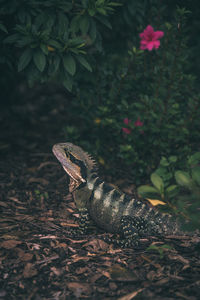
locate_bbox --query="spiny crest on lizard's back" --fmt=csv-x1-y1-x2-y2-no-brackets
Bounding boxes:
53,143,97,175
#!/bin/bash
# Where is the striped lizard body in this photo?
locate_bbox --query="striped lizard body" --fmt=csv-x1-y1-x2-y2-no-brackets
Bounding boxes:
52,142,180,247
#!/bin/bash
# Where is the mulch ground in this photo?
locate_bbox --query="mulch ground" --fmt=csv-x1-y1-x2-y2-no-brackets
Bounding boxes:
0,85,200,300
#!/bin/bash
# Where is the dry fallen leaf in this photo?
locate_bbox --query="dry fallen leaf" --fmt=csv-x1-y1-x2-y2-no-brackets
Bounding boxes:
76,267,88,275
146,198,166,206
109,264,139,282
71,255,90,263
83,238,109,251
0,240,22,249
67,282,91,297
168,254,190,265
37,161,58,170
23,263,37,278
8,197,24,204
118,288,145,300
28,177,49,185
154,277,170,285
50,266,62,276
17,249,33,262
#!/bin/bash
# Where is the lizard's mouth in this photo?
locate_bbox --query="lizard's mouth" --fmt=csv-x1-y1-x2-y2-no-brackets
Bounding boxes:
68,177,80,193
62,165,84,183
62,165,85,193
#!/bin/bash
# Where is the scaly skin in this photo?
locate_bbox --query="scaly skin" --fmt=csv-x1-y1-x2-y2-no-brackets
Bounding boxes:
52,142,180,247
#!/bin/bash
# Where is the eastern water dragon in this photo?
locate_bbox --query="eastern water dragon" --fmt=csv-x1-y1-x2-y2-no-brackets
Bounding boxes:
53,142,183,247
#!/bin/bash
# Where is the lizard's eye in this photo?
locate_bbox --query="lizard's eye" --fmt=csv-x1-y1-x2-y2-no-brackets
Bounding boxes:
64,150,70,158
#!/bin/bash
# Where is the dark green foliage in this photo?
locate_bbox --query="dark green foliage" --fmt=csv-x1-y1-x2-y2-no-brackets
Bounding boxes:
64,5,200,185
0,0,120,91
138,152,200,231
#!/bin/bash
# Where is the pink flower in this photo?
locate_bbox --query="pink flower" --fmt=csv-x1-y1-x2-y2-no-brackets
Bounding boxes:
139,25,164,51
134,117,143,127
122,127,132,134
123,118,131,125
122,118,132,134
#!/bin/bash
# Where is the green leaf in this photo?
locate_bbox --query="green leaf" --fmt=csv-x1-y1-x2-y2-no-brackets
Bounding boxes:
76,55,92,72
48,39,61,49
4,33,19,44
48,55,60,74
175,171,191,187
146,245,164,258
166,185,178,193
62,72,72,91
69,37,85,47
63,54,76,76
147,244,172,258
160,156,169,167
58,12,69,36
96,0,105,5
95,15,112,29
166,185,179,197
97,7,107,15
137,185,160,197
70,15,81,34
109,2,123,6
52,55,60,73
40,44,48,55
80,16,90,35
89,19,97,41
18,48,32,72
188,152,200,166
0,23,8,33
88,8,96,16
146,244,160,251
151,173,164,192
169,156,177,163
33,50,46,72
191,166,200,185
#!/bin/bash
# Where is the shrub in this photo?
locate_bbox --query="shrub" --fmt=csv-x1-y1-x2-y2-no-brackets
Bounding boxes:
64,6,200,184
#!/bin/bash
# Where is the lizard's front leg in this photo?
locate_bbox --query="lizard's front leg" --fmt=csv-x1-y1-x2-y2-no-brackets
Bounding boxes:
78,207,93,234
65,208,93,237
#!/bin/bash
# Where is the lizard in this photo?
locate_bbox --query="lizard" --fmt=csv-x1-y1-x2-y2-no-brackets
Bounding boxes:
52,142,182,247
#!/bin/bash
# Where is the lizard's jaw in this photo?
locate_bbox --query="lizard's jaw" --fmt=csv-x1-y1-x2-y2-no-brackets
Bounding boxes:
63,165,85,193
68,177,81,193
62,165,84,183
52,144,86,184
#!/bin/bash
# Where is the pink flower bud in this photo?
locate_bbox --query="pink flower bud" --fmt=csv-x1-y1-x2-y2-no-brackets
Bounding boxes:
122,127,132,134
134,118,144,127
123,118,131,125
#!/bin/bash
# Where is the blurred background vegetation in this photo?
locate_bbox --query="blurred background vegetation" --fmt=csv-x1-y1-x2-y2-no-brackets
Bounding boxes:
1,0,200,229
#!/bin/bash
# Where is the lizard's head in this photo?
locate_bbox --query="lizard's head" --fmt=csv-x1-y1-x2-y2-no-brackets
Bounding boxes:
52,143,97,192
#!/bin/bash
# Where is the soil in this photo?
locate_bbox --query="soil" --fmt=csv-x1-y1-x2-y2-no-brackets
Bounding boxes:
0,85,200,300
